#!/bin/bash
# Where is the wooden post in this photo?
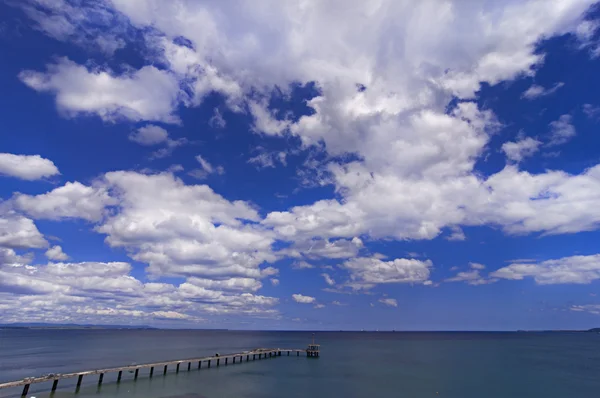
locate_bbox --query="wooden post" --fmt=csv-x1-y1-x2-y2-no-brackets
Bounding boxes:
253,354,255,360
150,367,154,377
134,368,139,379
287,351,290,356
176,363,180,373
198,361,201,369
187,362,191,371
225,357,228,365
98,373,104,385
77,375,84,388
247,354,249,361
117,371,122,382
217,358,220,366
21,384,29,397
52,379,59,391
297,351,299,356
208,360,211,368
163,365,168,375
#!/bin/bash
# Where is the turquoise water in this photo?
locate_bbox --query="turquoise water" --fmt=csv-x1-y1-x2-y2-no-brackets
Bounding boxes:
1,329,600,398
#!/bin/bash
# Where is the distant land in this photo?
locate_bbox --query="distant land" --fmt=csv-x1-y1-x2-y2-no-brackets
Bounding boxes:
1,323,599,332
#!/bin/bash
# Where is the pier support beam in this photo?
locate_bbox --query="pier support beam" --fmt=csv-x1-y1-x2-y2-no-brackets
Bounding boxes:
287,351,290,356
225,358,228,365
52,379,59,392
150,367,154,377
198,361,201,369
76,375,83,389
134,369,139,379
117,371,122,382
98,373,104,385
247,355,249,361
217,359,220,366
163,365,168,375
21,384,29,397
253,354,255,360
188,362,191,371
176,363,180,373
208,360,211,368
297,351,299,356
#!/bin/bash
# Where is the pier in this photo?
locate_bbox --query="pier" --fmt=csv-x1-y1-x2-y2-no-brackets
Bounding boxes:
0,347,318,397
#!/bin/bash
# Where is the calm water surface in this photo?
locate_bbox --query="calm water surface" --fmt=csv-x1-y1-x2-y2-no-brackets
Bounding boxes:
1,329,599,398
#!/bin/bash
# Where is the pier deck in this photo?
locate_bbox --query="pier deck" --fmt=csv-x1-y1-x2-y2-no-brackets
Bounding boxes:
0,348,309,396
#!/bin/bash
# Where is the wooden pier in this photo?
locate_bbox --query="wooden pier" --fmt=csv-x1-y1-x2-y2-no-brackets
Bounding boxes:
0,348,316,397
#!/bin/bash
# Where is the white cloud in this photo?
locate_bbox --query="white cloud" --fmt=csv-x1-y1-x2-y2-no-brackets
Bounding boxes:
502,137,542,162
470,263,486,270
189,155,225,180
314,303,325,309
248,150,288,169
521,82,564,99
270,278,279,286
583,104,600,119
0,153,60,180
129,125,169,145
292,294,316,304
379,298,398,307
340,257,433,290
321,273,336,286
446,264,495,285
492,254,600,284
292,261,314,270
0,211,47,249
209,108,226,128
548,114,576,146
446,226,466,241
332,300,345,306
45,245,69,261
19,58,181,124
13,181,114,222
571,304,600,315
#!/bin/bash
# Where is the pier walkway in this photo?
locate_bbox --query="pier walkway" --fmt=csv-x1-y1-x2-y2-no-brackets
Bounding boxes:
0,348,310,396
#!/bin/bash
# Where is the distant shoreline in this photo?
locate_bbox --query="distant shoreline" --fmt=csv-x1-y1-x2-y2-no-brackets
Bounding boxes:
1,324,599,332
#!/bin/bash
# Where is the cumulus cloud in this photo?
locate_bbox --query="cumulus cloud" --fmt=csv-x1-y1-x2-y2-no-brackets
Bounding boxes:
0,153,59,180
19,58,181,123
340,257,433,290
292,294,316,304
446,226,466,241
12,181,114,222
292,261,314,270
45,245,69,261
379,298,398,307
521,82,564,99
492,254,600,284
548,114,576,146
0,211,47,249
270,278,279,286
129,125,169,145
502,137,542,163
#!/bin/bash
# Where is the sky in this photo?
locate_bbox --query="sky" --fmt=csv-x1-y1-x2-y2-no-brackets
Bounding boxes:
1,0,600,331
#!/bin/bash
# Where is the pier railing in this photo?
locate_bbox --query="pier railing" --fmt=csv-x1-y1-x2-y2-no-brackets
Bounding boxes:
0,348,310,397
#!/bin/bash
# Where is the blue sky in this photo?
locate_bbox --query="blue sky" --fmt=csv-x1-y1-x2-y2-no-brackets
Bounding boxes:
2,0,600,330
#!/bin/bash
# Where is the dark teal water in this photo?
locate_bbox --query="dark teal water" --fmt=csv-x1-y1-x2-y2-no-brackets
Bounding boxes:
1,329,600,398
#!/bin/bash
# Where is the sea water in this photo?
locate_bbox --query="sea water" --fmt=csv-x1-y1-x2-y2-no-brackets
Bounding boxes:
1,329,599,398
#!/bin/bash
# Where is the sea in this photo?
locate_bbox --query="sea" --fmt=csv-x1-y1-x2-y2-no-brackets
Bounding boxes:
1,329,599,398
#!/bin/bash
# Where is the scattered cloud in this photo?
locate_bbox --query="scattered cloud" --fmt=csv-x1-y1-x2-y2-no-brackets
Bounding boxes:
292,261,314,270
0,153,60,180
292,294,316,304
583,104,600,119
446,262,495,286
339,257,433,290
20,58,181,124
270,278,280,286
314,303,325,309
248,150,288,169
492,254,600,284
548,114,576,146
321,273,336,286
45,245,69,261
188,155,225,180
521,82,564,99
446,226,466,241
502,137,542,163
209,108,226,128
379,298,398,307
129,125,169,146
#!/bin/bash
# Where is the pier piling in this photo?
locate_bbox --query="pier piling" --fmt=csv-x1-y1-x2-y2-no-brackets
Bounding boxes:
77,375,83,388
98,373,104,385
163,365,168,375
51,379,58,392
117,371,122,382
134,369,139,379
188,362,191,371
21,384,29,397
198,361,201,369
150,367,154,377
176,363,180,373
